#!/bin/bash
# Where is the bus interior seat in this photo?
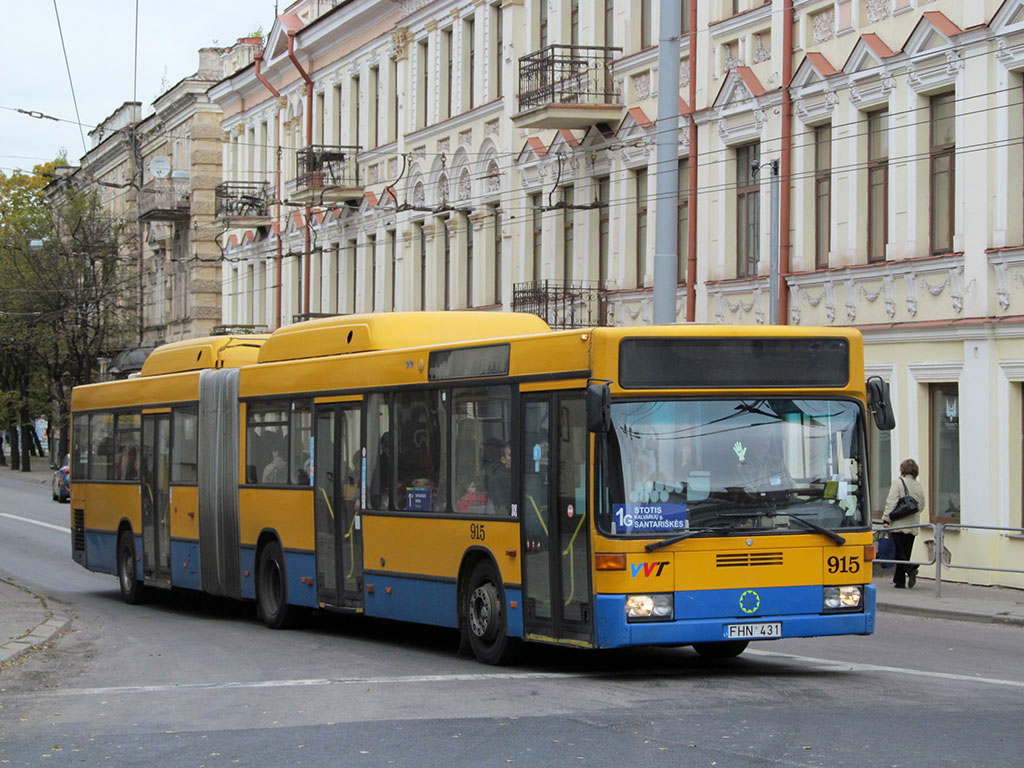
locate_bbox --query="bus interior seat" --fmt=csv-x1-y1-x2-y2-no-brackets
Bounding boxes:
246,465,258,484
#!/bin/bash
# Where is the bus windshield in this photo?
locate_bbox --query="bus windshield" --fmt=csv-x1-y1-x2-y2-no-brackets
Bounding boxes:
598,398,867,537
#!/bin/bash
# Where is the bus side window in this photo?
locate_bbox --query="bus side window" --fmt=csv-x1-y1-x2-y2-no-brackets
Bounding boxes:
366,393,391,509
246,402,290,485
395,390,447,512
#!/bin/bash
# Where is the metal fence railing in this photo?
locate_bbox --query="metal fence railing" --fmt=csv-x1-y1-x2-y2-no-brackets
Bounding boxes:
512,280,605,329
517,45,621,112
874,522,1024,597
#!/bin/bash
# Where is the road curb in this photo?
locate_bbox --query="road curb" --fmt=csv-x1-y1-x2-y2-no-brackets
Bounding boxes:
878,602,1024,627
0,614,70,667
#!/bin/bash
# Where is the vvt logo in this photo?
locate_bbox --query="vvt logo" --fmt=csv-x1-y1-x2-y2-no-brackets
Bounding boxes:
630,561,669,578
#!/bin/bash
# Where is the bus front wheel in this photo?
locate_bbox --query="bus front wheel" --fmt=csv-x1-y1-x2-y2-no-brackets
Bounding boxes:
464,561,518,665
692,640,749,658
117,531,146,605
257,541,295,629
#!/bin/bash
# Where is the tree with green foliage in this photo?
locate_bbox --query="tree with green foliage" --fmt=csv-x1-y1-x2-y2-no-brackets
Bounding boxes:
0,161,136,471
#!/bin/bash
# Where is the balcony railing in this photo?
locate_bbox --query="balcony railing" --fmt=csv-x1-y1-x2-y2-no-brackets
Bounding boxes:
290,145,362,203
512,280,606,329
137,177,190,222
215,181,271,221
516,45,622,119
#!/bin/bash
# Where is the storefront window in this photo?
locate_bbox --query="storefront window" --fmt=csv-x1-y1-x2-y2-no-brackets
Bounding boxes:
930,384,960,521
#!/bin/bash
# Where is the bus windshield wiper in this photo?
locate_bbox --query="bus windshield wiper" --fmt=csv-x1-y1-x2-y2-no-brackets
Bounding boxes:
645,528,707,552
786,512,845,545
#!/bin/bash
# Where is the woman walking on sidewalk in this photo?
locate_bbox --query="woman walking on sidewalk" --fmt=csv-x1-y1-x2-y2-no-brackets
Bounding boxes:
883,458,926,588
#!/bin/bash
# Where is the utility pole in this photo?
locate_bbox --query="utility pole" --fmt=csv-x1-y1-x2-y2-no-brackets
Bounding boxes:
652,0,681,325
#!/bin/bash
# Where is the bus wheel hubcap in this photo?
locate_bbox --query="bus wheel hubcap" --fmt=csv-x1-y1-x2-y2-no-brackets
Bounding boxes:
469,583,499,640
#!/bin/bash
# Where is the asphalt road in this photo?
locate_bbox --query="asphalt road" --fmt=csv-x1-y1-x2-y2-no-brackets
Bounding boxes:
1,476,1020,767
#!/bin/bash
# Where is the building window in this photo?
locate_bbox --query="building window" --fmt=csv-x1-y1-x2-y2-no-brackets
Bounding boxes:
369,66,379,149
465,17,476,111
598,176,610,285
329,244,339,312
531,193,543,281
442,28,453,120
815,124,832,269
466,214,474,307
736,143,760,278
367,233,377,312
347,238,358,314
493,207,502,304
641,0,653,49
868,109,888,263
635,167,648,287
351,75,361,148
387,229,397,310
930,93,955,254
868,413,892,519
930,383,960,522
418,40,429,128
563,185,575,283
678,159,689,284
417,222,427,310
443,218,452,309
492,5,503,100
388,57,398,142
538,0,548,49
604,0,614,48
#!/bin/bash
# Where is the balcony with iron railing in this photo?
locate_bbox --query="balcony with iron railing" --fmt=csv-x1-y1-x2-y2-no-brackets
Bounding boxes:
137,177,191,222
215,181,272,224
512,280,607,329
288,145,362,204
513,45,624,129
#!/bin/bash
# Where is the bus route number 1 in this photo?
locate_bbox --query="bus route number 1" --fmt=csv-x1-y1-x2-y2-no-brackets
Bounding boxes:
470,523,486,541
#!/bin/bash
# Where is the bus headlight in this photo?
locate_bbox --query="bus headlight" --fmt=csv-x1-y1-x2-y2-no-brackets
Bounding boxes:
823,585,863,611
625,594,674,622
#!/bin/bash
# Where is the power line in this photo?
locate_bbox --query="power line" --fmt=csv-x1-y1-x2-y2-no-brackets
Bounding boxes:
51,0,87,156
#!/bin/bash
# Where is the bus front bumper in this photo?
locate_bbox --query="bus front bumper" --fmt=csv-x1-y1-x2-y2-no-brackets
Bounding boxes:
593,584,876,649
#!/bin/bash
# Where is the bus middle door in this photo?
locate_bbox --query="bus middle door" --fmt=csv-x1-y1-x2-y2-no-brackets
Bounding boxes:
313,403,363,609
141,413,172,588
520,393,592,645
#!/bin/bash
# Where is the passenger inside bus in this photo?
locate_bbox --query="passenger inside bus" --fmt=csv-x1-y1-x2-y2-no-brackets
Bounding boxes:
486,442,512,515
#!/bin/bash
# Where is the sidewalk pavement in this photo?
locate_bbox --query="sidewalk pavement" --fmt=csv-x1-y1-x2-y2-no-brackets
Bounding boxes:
1,462,1022,669
0,461,70,667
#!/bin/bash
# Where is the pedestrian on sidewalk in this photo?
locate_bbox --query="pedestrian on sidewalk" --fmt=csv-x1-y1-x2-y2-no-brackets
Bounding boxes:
883,458,926,589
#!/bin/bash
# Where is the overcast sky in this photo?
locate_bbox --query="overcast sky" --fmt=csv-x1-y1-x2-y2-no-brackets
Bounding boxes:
1,0,269,174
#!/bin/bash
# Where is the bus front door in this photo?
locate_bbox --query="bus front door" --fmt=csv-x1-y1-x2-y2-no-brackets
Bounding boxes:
313,403,363,609
141,413,172,588
521,394,593,645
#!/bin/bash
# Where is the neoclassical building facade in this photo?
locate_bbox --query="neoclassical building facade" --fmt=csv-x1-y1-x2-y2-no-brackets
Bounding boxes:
209,0,1024,588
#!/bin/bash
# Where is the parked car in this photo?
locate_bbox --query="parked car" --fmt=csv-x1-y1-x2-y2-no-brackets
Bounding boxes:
52,455,70,503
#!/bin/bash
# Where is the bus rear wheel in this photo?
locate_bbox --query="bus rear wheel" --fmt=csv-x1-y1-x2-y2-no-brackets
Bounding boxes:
257,541,295,629
692,640,749,658
117,531,146,605
464,561,518,665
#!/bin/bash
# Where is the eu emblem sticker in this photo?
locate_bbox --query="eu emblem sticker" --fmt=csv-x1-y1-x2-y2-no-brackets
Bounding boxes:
739,589,761,614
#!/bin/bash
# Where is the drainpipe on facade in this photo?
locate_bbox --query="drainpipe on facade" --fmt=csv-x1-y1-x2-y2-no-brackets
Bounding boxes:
287,29,314,317
254,50,284,329
778,0,794,324
685,0,698,322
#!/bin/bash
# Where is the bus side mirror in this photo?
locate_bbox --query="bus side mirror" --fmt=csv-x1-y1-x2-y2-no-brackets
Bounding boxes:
866,376,896,431
586,382,611,433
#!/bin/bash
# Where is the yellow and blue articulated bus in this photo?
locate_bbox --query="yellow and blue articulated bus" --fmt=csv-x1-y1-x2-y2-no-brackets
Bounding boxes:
70,313,894,664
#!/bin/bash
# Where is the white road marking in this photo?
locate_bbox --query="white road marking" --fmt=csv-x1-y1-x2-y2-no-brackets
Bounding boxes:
45,652,1024,697
0,512,69,534
747,647,1024,689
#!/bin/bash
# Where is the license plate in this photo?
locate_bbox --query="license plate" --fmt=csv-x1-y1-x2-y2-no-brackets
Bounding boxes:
725,622,782,639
